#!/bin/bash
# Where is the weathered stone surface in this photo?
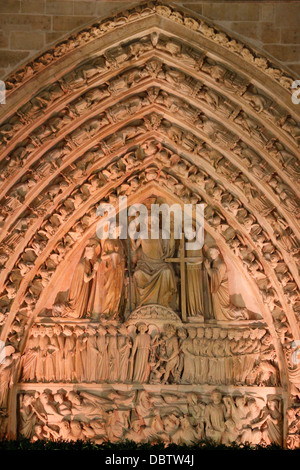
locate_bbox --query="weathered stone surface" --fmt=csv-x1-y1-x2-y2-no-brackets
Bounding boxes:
0,1,298,77
53,15,96,31
10,31,44,50
20,0,46,14
264,44,300,63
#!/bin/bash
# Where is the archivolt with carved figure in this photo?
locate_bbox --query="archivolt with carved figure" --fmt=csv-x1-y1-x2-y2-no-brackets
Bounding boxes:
0,1,299,448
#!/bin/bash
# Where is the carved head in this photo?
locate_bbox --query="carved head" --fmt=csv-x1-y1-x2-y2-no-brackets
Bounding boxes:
219,329,227,339
46,326,53,337
165,324,176,337
74,326,84,336
61,421,70,431
68,392,81,406
131,419,142,433
32,325,40,337
187,393,198,405
84,245,95,260
188,327,197,339
267,399,279,411
233,329,243,341
248,329,257,340
54,324,63,335
97,325,107,335
40,392,49,404
208,246,220,260
235,396,246,408
212,328,220,340
63,326,73,337
205,328,213,339
248,398,259,414
197,327,204,338
211,389,222,404
177,327,187,339
86,326,96,336
242,329,250,339
22,394,33,406
107,325,118,336
39,325,46,337
257,329,267,340
35,425,43,434
137,323,148,334
54,392,64,404
70,420,82,435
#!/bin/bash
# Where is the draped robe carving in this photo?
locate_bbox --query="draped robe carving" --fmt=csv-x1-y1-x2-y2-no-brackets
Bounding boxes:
132,228,177,309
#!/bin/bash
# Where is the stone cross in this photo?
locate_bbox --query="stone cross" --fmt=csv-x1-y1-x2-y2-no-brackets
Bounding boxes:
165,236,203,322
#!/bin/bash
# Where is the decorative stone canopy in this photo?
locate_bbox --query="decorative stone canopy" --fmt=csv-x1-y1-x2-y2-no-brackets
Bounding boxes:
0,1,299,446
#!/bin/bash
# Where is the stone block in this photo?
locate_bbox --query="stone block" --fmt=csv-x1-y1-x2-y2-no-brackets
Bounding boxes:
260,3,275,22
264,44,300,63
0,31,9,48
0,50,29,68
202,3,260,21
74,1,97,16
45,32,65,44
11,31,44,50
46,1,73,15
260,23,280,44
53,15,96,31
21,0,46,14
0,14,51,31
0,1,20,14
183,4,203,14
231,21,259,40
275,3,300,27
281,28,300,45
288,63,300,77
95,2,139,17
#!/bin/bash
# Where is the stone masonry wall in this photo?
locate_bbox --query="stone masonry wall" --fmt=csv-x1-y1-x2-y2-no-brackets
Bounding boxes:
0,0,299,79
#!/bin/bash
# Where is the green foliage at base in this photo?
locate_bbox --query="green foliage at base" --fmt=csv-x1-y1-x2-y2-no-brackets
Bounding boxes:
0,438,292,451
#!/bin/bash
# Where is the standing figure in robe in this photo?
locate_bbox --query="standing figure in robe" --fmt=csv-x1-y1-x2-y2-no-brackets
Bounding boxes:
181,327,197,384
96,325,108,382
132,214,177,309
85,326,98,382
53,324,64,382
67,241,100,318
107,325,119,382
130,323,151,383
118,325,132,382
21,325,40,382
36,326,48,382
184,229,211,318
204,247,237,321
204,390,228,444
161,324,179,384
63,326,76,382
88,234,125,319
44,326,57,382
74,326,86,383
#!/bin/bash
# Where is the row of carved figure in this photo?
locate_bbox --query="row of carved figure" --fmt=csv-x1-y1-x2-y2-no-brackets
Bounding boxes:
0,134,298,318
3,25,297,140
1,83,299,217
4,2,294,94
2,52,299,156
17,389,284,447
0,156,299,348
20,323,279,387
